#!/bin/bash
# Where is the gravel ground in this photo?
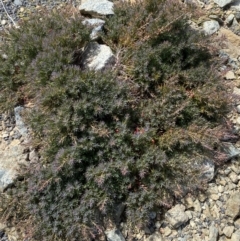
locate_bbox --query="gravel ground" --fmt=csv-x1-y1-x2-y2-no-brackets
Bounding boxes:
0,0,83,30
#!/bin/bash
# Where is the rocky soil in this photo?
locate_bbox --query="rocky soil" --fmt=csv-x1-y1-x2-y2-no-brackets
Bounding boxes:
2,0,240,240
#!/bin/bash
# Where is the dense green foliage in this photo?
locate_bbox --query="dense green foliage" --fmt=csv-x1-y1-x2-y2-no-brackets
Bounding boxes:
0,0,232,240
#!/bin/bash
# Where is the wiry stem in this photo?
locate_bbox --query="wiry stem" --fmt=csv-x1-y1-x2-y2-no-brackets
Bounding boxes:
0,0,18,28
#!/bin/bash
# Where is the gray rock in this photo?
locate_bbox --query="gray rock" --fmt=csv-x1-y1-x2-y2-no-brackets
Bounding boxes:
226,14,235,26
82,42,115,71
223,143,240,161
213,0,234,7
82,18,105,40
165,204,189,229
203,20,220,35
90,26,104,40
82,18,105,26
14,106,28,138
223,226,234,238
13,0,22,6
231,230,240,241
235,12,240,20
209,223,218,241
0,140,28,191
229,172,238,184
105,229,125,241
145,232,164,241
225,70,236,80
79,0,114,16
226,192,240,219
233,87,240,96
29,150,39,163
230,0,240,11
193,199,202,213
200,159,215,182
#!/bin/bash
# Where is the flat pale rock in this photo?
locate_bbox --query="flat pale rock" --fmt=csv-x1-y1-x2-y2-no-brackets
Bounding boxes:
165,204,189,229
213,0,234,7
0,142,28,191
82,18,105,27
209,223,218,241
203,20,220,35
200,159,215,182
82,42,115,71
79,0,114,16
225,70,236,80
105,229,125,241
219,28,240,59
233,87,240,96
226,192,240,219
231,230,240,241
223,226,234,238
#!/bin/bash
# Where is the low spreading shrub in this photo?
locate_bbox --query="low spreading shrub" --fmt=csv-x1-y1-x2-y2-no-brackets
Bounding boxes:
0,0,233,240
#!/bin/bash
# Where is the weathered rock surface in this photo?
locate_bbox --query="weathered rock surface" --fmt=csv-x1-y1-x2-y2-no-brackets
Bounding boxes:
165,204,189,229
203,20,220,35
213,0,234,8
0,109,29,192
209,222,219,241
226,192,240,219
82,42,115,71
200,159,215,182
219,28,240,59
105,229,126,241
82,18,105,40
79,0,114,16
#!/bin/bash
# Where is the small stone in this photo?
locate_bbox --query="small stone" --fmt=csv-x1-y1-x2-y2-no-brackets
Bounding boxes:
190,220,196,228
1,20,7,26
232,230,240,241
183,196,194,208
225,70,236,80
210,194,219,201
213,0,234,7
2,132,9,139
79,0,114,16
209,223,218,241
81,42,115,71
222,226,234,238
198,193,207,202
14,0,22,6
20,7,24,12
163,227,172,237
165,204,189,229
218,185,225,193
226,192,240,219
185,210,193,219
226,14,235,26
229,172,238,184
231,165,240,174
234,218,240,228
211,205,220,218
203,20,220,35
208,184,219,194
228,182,236,190
234,87,240,96
193,199,202,213
236,105,240,114
105,229,125,241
